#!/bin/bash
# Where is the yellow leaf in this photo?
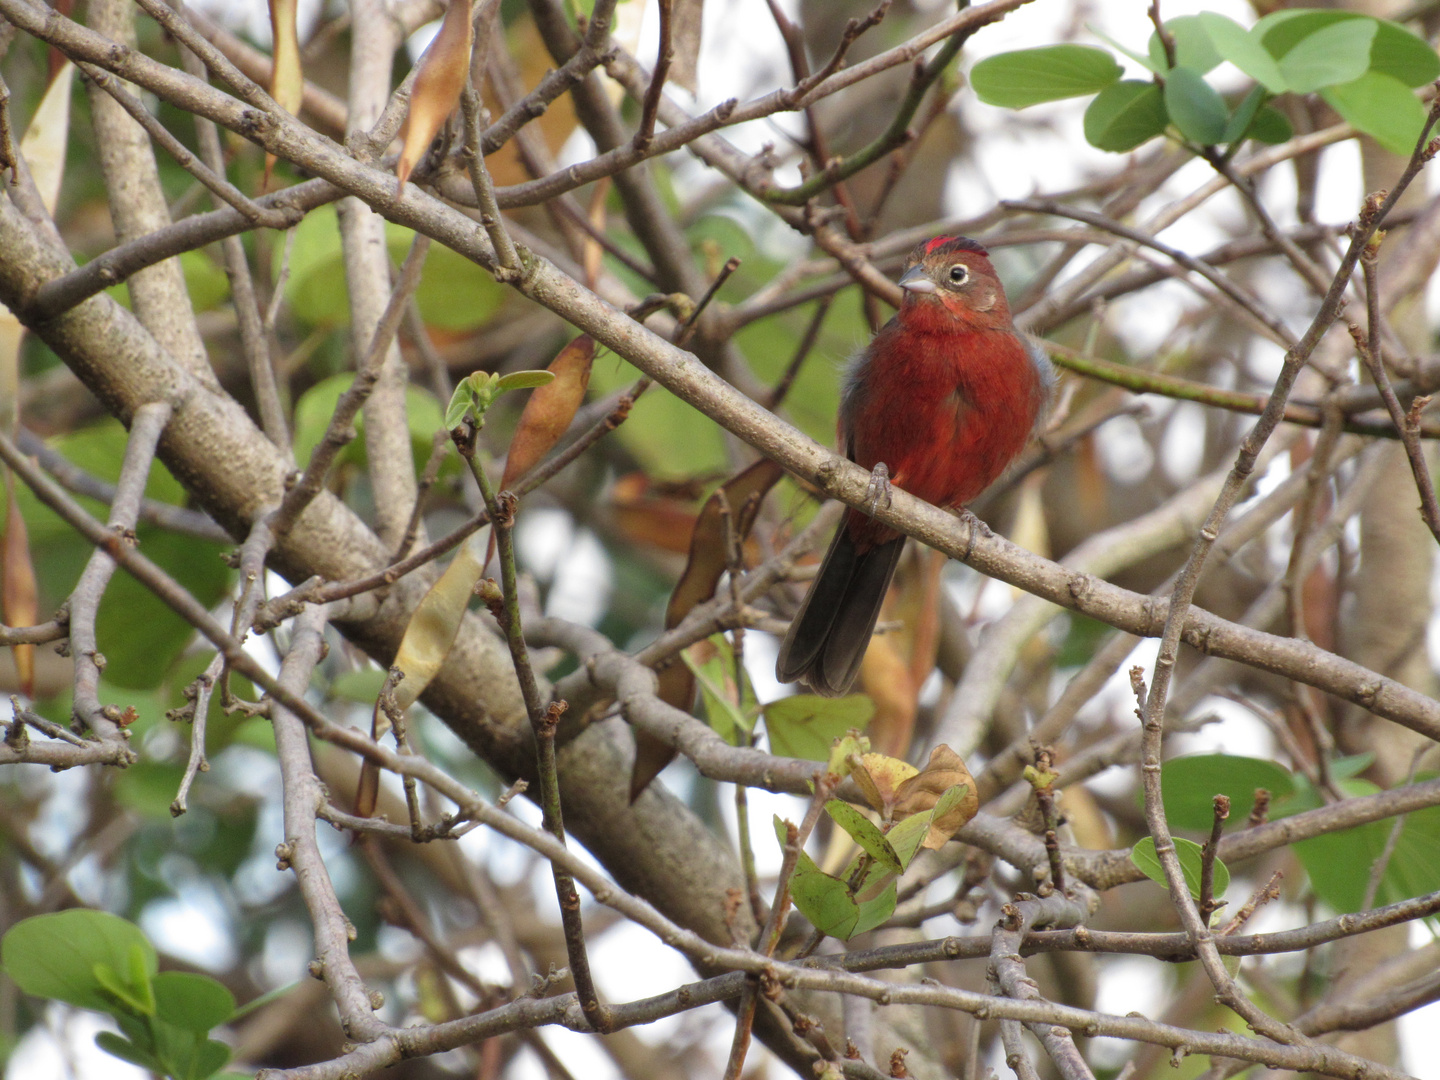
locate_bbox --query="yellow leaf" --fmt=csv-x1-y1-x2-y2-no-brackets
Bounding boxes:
356,529,487,817
265,0,303,187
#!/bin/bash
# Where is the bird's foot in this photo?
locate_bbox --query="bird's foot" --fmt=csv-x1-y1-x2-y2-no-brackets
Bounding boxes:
865,463,893,516
957,507,991,559
958,507,993,538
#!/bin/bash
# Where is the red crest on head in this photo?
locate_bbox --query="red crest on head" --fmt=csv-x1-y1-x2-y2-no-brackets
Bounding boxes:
924,235,988,258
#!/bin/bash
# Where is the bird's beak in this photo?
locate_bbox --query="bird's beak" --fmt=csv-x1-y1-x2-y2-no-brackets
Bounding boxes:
898,265,936,294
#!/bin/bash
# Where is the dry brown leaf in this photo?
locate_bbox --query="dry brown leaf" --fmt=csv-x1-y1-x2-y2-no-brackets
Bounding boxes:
500,335,593,489
483,335,595,568
893,745,979,850
629,458,784,800
397,0,475,191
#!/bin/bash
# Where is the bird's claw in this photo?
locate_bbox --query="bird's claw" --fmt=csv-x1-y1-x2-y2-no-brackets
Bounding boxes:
958,507,993,539
866,463,893,516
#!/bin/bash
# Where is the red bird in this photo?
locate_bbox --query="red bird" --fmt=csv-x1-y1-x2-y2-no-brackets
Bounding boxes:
776,236,1054,696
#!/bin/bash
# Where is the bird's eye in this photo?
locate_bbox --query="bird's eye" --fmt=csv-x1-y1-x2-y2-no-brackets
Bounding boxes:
948,265,969,285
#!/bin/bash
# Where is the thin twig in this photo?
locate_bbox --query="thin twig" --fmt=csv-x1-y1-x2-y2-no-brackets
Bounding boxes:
1198,795,1230,927
1352,247,1440,542
460,84,521,279
455,414,609,1033
635,0,671,149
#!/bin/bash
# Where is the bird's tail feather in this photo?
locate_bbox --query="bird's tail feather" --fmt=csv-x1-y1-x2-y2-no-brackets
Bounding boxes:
775,523,905,697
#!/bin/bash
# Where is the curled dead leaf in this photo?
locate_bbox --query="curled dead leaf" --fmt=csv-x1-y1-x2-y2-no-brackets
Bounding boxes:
893,745,979,849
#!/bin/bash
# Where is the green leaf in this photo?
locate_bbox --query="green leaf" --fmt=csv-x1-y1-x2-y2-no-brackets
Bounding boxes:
494,370,558,392
789,848,859,939
1131,836,1228,902
193,1038,232,1080
94,1031,163,1073
1085,25,1158,74
293,373,448,474
1198,13,1286,94
1158,755,1295,831
179,251,230,314
1148,16,1220,74
403,233,505,332
851,877,898,937
152,972,235,1032
97,530,232,690
150,1016,232,1080
1294,794,1440,916
444,382,478,429
13,424,232,693
1276,18,1376,94
585,352,730,479
327,668,390,704
884,810,932,871
774,816,898,941
970,45,1123,108
763,694,874,761
1221,84,1267,144
1322,72,1429,156
825,800,900,872
93,955,154,1017
1329,752,1376,780
1255,10,1360,57
280,206,504,330
1249,106,1293,145
2,911,157,1014
1163,67,1229,145
685,638,756,746
1369,20,1440,88
1084,80,1169,152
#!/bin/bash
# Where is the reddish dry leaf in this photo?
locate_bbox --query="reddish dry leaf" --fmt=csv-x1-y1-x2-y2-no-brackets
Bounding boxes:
902,548,945,701
264,0,302,189
612,494,704,555
662,459,783,631
2,485,37,698
629,458,784,800
396,0,475,191
500,335,594,490
483,335,595,569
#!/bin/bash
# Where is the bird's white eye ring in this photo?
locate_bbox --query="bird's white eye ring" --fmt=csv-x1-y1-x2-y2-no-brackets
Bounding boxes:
948,265,969,284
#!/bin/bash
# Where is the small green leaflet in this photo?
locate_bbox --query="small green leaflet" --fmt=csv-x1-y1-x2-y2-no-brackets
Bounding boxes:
1131,836,1229,902
445,369,556,428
